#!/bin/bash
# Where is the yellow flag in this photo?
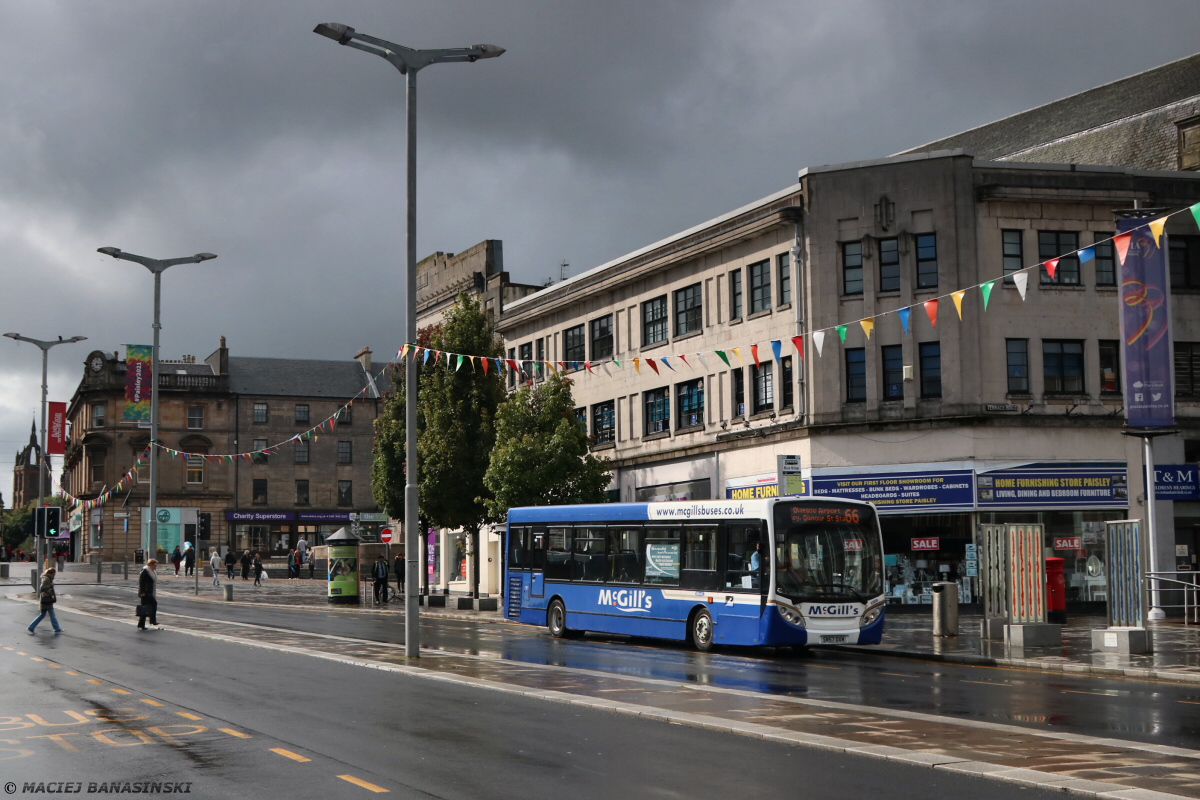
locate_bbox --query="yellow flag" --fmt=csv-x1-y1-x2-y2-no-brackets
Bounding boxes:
951,290,966,320
1149,217,1167,247
859,318,874,339
731,347,743,365
633,357,641,374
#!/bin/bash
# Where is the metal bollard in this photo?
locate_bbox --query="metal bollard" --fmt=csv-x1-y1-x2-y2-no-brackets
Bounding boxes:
932,581,959,637
223,584,233,602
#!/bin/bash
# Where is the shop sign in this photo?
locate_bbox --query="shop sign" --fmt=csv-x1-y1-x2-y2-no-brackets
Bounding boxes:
726,473,791,500
776,455,806,497
911,538,940,551
1053,536,1083,550
1155,465,1200,500
811,469,975,512
976,463,1128,508
844,539,863,552
298,511,351,522
226,510,294,522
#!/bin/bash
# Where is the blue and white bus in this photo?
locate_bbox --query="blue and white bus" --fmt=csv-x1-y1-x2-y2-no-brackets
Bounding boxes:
503,498,885,650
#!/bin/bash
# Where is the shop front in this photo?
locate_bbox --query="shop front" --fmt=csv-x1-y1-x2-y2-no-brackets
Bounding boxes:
227,510,386,557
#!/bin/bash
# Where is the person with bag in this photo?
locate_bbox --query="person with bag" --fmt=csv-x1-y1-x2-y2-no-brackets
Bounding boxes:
28,567,63,634
372,554,389,603
137,559,160,631
253,553,264,587
171,545,182,576
184,545,195,577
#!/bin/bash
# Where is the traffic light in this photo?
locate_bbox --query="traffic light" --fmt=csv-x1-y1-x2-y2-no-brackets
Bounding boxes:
198,512,211,540
35,506,62,538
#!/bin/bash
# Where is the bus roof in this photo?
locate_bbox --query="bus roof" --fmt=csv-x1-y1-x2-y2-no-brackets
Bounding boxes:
506,497,873,525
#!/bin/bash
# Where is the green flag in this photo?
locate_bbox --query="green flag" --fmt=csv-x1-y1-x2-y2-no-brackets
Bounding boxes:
715,350,730,366
1192,201,1200,231
836,325,848,343
980,280,995,310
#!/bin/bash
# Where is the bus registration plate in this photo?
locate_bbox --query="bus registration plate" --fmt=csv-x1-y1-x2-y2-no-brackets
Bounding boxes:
819,634,848,644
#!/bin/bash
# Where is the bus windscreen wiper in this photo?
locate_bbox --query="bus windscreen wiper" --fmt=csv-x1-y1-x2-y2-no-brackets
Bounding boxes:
814,582,866,604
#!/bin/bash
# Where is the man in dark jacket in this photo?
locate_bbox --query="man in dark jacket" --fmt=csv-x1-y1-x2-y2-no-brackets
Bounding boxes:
394,552,404,601
372,554,389,603
137,559,160,630
184,545,196,577
224,549,237,580
239,550,252,581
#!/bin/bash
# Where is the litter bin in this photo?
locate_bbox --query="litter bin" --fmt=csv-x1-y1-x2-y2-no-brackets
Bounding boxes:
135,549,145,565
326,526,361,605
932,581,959,637
1046,557,1067,624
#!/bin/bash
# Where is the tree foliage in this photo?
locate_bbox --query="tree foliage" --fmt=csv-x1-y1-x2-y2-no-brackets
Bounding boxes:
484,375,611,517
372,325,436,519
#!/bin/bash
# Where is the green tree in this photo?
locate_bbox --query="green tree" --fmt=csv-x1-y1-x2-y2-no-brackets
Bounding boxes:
484,374,611,517
418,294,506,597
2,505,33,552
372,325,437,519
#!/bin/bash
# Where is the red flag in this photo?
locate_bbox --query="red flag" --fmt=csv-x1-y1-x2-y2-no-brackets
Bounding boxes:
481,358,489,375
1044,258,1059,280
647,358,660,375
507,359,519,373
924,299,939,327
1114,231,1132,265
585,361,593,374
791,336,804,360
751,344,761,368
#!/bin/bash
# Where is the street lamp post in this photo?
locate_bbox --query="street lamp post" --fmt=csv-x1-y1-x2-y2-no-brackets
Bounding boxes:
313,23,503,659
3,333,87,591
98,248,216,562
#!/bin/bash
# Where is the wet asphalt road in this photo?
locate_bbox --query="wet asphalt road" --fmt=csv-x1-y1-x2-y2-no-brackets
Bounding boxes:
0,595,1063,800
67,584,1200,751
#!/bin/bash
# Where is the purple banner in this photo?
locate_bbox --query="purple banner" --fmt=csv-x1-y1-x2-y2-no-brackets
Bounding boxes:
1118,218,1175,428
226,511,294,522
123,344,152,421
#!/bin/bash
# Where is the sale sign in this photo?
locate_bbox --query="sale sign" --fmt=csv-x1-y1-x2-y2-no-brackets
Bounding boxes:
1054,537,1083,551
47,402,67,455
911,538,940,551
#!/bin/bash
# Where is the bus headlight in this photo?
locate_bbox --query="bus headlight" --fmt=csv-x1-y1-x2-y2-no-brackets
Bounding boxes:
778,605,806,627
859,604,883,628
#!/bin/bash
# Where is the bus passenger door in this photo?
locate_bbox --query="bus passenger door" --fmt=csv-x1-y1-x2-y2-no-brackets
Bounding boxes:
529,527,546,598
717,522,768,642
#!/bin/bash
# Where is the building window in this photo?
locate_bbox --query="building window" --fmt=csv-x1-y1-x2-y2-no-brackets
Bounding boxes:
574,407,587,431
337,441,352,465
674,283,703,336
1043,340,1085,394
731,368,745,417
535,338,546,381
881,344,904,400
644,388,670,435
295,404,310,425
507,347,517,388
878,237,900,292
338,404,352,426
252,439,268,464
916,233,938,289
563,324,586,363
337,480,353,506
185,406,203,430
590,315,613,360
186,454,204,485
749,260,771,314
642,296,668,347
729,270,743,320
752,363,774,414
592,400,615,444
1039,231,1081,285
1099,340,1121,394
778,252,791,306
294,439,309,464
846,349,866,402
1002,229,1024,283
518,342,532,379
1170,236,1200,289
842,241,863,295
1007,339,1029,394
781,356,794,409
91,403,105,429
253,403,269,424
677,379,704,429
1094,233,1116,287
295,480,310,506
89,449,106,484
919,342,942,399
252,479,268,505
1176,342,1200,397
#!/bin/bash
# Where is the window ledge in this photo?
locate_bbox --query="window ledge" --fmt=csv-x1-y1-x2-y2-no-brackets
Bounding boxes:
674,424,705,434
1042,394,1091,402
728,317,743,326
913,288,939,295
673,330,703,343
747,309,773,321
1039,283,1086,291
749,411,775,421
1095,286,1118,292
1006,393,1032,399
840,294,864,301
640,341,671,354
776,303,792,312
643,431,671,442
590,441,616,452
876,291,901,299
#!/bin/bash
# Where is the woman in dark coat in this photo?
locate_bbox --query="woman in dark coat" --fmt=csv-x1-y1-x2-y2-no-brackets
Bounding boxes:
253,553,264,586
240,549,252,581
28,568,63,634
137,558,160,630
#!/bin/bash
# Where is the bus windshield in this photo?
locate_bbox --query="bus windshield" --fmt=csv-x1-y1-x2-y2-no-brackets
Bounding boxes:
772,502,883,603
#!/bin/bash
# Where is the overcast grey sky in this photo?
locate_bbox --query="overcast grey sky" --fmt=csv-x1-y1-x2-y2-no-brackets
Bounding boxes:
3,0,1200,504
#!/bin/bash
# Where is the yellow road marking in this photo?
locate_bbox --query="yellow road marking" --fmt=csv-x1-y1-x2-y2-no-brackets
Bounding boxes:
270,748,311,762
176,712,203,721
86,679,103,685
963,680,1007,685
111,688,132,695
1062,689,1107,696
3,646,12,650
881,672,915,677
338,775,389,793
141,699,164,707
17,651,27,656
48,663,61,669
66,671,80,676
1179,700,1200,705
219,728,252,739
31,657,44,662
805,664,841,670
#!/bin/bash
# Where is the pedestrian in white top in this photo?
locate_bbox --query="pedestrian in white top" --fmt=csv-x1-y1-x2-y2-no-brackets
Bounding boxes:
296,536,308,564
210,550,222,586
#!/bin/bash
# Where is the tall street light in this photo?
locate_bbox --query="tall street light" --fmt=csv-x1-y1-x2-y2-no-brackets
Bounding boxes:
3,333,87,590
98,248,217,561
313,23,503,659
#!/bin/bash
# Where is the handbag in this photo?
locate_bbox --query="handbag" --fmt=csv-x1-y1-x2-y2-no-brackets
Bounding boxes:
136,604,148,617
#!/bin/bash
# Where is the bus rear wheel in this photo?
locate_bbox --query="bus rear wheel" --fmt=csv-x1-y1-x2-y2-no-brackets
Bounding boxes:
689,607,714,652
547,599,568,639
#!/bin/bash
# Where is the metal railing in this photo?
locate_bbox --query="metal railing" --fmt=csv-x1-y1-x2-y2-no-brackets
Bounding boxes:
1144,572,1200,624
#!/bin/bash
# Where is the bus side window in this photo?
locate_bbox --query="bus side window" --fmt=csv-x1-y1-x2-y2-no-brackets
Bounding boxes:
645,529,681,586
574,529,607,582
545,527,573,581
529,529,547,572
509,526,527,569
608,528,642,584
681,526,719,591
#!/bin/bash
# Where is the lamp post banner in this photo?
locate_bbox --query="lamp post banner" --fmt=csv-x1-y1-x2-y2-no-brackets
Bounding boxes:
1118,218,1175,428
124,344,153,421
47,402,66,455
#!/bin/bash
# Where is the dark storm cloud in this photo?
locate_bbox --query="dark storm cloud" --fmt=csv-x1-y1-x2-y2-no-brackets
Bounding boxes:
2,0,1199,497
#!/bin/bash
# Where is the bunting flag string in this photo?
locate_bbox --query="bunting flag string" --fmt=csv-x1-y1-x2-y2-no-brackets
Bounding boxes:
951,290,966,320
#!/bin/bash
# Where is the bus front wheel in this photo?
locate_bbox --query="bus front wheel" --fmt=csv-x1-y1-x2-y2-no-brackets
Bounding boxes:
547,599,568,639
689,607,714,652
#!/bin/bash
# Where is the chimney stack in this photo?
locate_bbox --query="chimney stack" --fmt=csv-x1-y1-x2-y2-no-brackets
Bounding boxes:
354,347,372,372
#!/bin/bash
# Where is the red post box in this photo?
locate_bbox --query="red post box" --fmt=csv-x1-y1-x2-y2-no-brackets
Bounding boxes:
1045,557,1067,624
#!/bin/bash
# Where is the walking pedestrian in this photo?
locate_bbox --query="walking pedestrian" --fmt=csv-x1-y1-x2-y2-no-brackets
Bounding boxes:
309,552,317,579
287,549,297,580
253,553,264,587
394,552,404,601
171,545,182,576
372,554,389,603
224,549,237,580
28,568,63,634
137,559,160,630
296,535,308,565
184,545,195,577
210,550,222,586
240,550,251,581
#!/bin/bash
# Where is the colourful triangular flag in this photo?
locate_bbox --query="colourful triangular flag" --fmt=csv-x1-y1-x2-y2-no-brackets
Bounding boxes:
836,325,847,343
951,290,965,320
602,361,612,376
1013,271,1028,300
399,344,410,361
1114,232,1132,265
731,347,743,365
647,358,660,375
696,353,709,370
771,340,782,364
1149,217,1167,247
980,280,995,310
923,299,939,327
1191,201,1200,230
481,358,489,375
1078,247,1095,264
898,307,911,335
1044,258,1059,280
678,354,689,368
660,356,675,371
751,344,761,367
633,358,641,374
813,330,825,356
790,336,804,360
860,318,874,339
715,350,730,366
456,355,464,371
